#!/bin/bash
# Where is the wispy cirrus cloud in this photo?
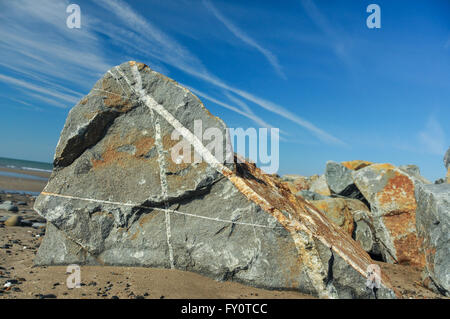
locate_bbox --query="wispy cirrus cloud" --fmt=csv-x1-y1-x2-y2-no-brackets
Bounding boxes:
0,74,78,106
93,0,345,146
0,0,344,146
0,0,111,109
202,0,286,79
300,0,353,67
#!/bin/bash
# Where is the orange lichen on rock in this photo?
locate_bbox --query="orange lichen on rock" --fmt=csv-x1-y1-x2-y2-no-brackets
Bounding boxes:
310,199,355,236
378,173,416,212
341,160,372,171
353,163,426,267
91,132,155,170
101,76,133,112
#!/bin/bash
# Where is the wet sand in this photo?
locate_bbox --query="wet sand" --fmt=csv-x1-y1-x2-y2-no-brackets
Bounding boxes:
0,167,50,193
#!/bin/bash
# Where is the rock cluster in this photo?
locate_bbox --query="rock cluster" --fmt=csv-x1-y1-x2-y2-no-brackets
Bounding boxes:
287,151,450,297
290,161,433,267
33,61,397,299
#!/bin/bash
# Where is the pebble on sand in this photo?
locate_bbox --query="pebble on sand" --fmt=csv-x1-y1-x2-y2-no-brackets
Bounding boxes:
4,216,22,227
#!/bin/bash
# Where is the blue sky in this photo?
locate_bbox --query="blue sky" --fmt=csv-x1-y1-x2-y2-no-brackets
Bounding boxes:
0,0,449,181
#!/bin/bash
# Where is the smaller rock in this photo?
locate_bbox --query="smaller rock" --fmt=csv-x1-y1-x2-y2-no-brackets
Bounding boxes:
325,161,354,195
444,147,450,169
353,210,381,256
309,175,331,196
0,203,18,212
296,190,328,201
309,198,355,235
38,293,57,299
399,165,431,184
4,216,22,227
31,222,46,229
16,201,27,206
20,220,32,227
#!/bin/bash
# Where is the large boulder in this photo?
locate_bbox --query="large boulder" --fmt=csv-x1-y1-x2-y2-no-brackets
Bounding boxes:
415,183,450,296
352,164,425,266
33,61,397,299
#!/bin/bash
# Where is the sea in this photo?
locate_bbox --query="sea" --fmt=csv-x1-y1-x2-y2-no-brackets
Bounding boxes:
0,157,52,173
0,157,52,195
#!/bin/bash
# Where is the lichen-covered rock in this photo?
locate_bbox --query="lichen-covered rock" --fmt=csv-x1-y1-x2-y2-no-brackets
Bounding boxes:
296,190,328,201
352,164,425,267
34,61,397,299
309,175,331,197
309,198,357,236
415,183,450,296
341,160,372,171
282,175,318,193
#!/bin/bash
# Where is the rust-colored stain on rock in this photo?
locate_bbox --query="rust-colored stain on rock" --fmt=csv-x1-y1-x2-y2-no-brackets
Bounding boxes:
373,168,425,267
378,174,416,211
341,160,372,171
310,200,354,236
91,133,155,170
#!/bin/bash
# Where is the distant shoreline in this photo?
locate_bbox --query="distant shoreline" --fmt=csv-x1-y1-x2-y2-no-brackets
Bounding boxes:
0,167,50,193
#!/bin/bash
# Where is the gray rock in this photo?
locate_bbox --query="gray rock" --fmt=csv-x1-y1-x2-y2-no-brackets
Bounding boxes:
353,210,381,257
17,201,27,206
33,61,396,299
324,161,366,203
415,183,450,296
444,148,450,169
399,165,431,184
295,190,328,201
20,220,32,227
325,161,353,195
0,202,18,212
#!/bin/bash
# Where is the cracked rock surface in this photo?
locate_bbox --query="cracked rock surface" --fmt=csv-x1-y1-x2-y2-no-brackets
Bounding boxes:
34,61,397,299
